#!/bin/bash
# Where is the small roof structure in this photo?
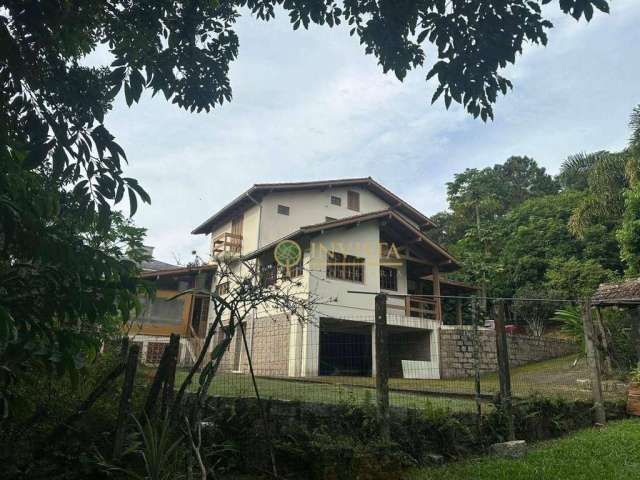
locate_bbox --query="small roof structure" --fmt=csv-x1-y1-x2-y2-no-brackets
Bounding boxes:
592,279,640,306
140,263,217,279
141,258,180,272
191,177,437,235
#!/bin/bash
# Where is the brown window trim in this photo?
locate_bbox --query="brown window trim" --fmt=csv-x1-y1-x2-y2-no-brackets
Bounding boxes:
380,266,398,291
347,190,360,211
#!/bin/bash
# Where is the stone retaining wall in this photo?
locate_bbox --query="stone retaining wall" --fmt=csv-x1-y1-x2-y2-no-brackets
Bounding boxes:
439,326,579,379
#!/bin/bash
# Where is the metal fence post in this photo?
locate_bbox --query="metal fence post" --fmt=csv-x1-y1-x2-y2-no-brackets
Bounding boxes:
375,293,390,441
494,301,515,441
582,299,606,425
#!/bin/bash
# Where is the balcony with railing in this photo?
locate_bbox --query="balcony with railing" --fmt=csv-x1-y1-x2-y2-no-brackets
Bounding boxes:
212,232,242,256
386,294,440,322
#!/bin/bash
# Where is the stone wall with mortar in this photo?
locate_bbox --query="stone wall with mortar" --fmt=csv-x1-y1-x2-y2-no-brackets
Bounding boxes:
216,313,291,376
438,326,579,379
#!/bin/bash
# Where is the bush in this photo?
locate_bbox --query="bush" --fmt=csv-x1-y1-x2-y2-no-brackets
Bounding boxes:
197,395,627,479
0,344,147,479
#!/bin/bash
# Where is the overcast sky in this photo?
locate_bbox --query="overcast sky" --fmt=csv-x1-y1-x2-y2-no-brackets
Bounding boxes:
100,1,640,264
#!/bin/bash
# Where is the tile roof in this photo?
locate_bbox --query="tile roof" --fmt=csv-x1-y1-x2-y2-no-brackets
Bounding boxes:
592,279,640,305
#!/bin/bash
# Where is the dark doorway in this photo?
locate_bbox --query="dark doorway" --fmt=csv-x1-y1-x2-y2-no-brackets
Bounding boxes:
319,319,372,376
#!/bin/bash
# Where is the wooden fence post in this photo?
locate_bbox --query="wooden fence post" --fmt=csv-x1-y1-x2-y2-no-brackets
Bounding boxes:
582,299,606,425
161,335,179,418
144,333,180,418
113,343,140,459
375,293,390,441
494,301,515,441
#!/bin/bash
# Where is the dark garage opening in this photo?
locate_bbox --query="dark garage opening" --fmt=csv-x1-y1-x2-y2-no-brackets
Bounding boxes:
319,319,372,376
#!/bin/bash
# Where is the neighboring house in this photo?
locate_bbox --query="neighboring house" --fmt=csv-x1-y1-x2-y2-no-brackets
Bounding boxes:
129,247,216,366
192,178,475,379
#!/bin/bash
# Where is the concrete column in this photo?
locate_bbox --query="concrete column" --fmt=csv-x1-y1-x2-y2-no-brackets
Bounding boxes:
301,317,320,377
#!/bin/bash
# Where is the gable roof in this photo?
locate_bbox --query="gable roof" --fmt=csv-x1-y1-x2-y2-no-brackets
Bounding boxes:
241,209,459,271
592,279,640,306
191,177,436,235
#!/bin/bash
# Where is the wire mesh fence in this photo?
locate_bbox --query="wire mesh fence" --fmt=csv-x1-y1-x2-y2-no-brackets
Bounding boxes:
136,295,631,414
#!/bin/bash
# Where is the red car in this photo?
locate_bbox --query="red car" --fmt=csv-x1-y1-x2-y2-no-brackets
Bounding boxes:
504,324,526,335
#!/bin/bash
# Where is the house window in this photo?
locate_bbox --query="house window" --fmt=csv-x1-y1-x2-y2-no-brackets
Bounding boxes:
277,204,290,216
380,267,398,291
347,190,360,211
146,342,167,364
325,216,337,222
260,262,278,287
215,282,229,295
326,251,364,283
330,195,342,206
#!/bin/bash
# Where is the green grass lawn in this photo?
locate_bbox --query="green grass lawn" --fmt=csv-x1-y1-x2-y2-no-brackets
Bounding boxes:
175,370,483,412
405,419,640,480
301,355,623,402
174,355,624,414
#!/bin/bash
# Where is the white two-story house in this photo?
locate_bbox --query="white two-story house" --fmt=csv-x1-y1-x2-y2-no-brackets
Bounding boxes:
192,178,472,380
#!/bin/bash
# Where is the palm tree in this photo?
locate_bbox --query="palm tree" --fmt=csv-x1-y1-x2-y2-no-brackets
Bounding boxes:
560,105,640,239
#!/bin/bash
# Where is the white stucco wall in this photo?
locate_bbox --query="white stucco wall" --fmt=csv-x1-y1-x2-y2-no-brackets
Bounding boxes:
257,186,390,247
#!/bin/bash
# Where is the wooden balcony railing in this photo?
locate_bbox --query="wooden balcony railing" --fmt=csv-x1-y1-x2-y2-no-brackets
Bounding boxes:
405,296,437,319
212,232,242,255
386,295,439,321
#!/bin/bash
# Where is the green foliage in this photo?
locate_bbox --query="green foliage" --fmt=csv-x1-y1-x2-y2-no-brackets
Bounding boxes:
195,395,626,478
439,156,559,244
98,415,186,480
617,183,640,276
558,105,640,275
544,257,613,299
0,157,150,413
561,150,631,236
553,306,584,351
512,286,560,336
0,345,147,479
601,309,638,372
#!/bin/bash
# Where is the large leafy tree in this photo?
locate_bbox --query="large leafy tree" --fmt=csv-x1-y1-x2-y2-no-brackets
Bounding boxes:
446,189,620,299
0,1,612,395
439,156,559,243
432,156,559,304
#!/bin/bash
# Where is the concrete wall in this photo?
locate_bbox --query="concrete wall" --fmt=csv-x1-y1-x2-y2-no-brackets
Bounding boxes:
438,326,579,379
